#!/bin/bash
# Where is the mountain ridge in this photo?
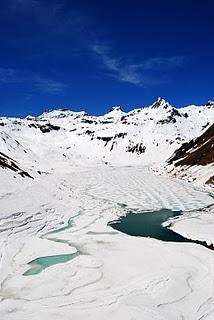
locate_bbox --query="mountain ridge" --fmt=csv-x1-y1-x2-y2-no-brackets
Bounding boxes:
0,98,213,187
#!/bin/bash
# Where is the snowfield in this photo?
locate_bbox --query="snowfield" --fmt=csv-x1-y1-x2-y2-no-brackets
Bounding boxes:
0,99,214,319
0,166,214,320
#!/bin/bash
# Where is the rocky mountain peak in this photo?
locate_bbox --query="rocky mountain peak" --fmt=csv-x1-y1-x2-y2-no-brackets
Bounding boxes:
150,97,171,109
206,100,214,107
109,105,124,112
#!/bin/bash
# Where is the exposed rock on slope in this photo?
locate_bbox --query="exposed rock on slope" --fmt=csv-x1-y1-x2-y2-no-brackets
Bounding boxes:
168,124,214,166
164,124,214,187
0,151,33,178
206,176,214,186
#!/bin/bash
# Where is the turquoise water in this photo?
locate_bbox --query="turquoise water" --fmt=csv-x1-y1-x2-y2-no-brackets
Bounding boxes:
23,252,78,276
109,209,213,250
23,214,82,276
42,218,73,238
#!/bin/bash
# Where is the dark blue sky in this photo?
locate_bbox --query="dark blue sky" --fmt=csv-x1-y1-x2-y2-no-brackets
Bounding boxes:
0,0,213,117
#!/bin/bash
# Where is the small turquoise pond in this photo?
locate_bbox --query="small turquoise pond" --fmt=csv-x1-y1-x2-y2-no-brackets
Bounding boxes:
23,252,78,276
23,215,81,276
109,209,213,250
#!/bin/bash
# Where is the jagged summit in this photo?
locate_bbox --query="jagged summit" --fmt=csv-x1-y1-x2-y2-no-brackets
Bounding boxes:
206,100,214,107
150,97,171,109
20,98,214,121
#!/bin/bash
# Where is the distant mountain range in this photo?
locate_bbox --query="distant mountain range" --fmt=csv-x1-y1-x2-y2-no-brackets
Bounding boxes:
0,98,213,187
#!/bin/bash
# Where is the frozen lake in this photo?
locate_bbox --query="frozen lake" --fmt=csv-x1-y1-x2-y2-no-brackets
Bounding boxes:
0,166,214,320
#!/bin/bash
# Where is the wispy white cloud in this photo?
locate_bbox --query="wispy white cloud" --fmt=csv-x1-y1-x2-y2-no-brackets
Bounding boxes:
91,42,184,87
91,43,144,86
3,2,184,89
139,56,185,70
0,67,66,94
0,67,19,83
33,77,66,94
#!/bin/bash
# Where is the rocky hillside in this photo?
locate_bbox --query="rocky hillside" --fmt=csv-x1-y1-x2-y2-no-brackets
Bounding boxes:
161,123,214,187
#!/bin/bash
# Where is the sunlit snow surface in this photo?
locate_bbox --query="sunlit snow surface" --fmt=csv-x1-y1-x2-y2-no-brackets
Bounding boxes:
0,99,214,319
0,166,214,320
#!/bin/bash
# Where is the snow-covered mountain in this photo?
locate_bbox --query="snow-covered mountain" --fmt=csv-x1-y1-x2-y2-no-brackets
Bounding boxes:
0,98,213,180
1,99,214,320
